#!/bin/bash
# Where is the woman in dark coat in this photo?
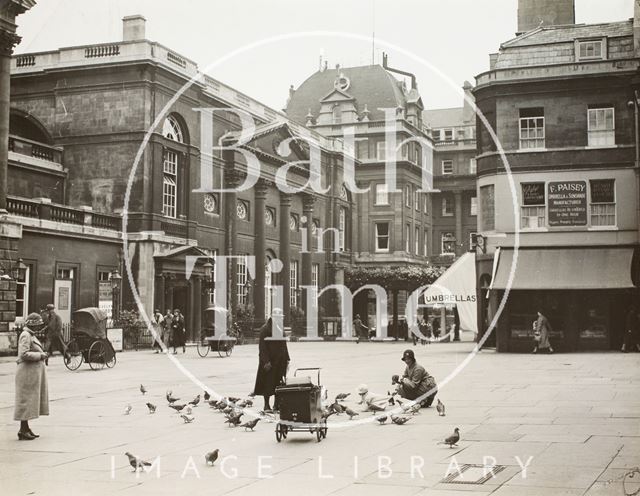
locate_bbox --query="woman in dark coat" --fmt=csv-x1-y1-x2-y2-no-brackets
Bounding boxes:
252,315,290,412
14,313,49,440
171,309,186,354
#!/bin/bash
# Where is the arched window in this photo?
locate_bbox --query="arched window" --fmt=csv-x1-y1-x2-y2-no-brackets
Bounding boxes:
332,105,341,124
338,207,346,252
162,114,185,143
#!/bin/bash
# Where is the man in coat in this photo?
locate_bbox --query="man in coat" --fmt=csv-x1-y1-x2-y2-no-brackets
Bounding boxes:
533,310,554,354
44,304,67,360
392,349,438,407
252,309,290,412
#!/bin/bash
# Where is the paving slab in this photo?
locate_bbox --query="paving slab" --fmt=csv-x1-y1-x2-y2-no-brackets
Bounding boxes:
0,342,638,495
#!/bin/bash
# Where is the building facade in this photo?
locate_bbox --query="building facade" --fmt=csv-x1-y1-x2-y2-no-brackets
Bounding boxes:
285,58,436,331
424,82,478,265
474,1,640,352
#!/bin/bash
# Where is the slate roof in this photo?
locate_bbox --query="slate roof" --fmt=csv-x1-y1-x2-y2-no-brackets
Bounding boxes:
285,65,409,125
502,20,632,48
423,107,465,129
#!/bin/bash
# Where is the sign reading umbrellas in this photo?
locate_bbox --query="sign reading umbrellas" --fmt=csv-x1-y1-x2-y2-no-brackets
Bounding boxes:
548,181,587,226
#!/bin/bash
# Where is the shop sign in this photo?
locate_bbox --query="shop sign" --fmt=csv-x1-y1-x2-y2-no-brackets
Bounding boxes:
107,328,123,352
548,181,587,226
522,182,545,205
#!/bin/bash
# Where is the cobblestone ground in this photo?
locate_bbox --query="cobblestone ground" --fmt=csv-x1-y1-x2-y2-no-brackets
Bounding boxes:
1,340,639,496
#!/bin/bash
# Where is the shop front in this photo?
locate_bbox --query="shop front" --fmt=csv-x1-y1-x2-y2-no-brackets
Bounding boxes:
487,247,639,352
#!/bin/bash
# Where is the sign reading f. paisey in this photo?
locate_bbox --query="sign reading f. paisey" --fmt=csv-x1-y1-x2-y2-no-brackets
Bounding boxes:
548,180,587,226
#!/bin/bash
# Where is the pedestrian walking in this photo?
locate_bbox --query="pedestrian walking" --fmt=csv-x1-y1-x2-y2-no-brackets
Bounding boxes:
353,314,368,342
622,304,639,353
252,309,290,413
14,313,49,440
43,304,67,360
171,309,186,354
532,309,554,354
151,309,164,353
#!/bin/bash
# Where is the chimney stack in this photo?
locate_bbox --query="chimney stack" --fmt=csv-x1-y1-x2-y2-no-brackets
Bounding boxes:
462,81,475,124
122,15,146,42
517,0,575,35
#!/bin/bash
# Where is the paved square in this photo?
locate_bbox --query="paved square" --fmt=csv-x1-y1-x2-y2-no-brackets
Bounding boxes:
1,341,639,495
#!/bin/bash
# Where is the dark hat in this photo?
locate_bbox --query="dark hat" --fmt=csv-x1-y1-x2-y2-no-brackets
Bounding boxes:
401,349,415,362
46,304,55,310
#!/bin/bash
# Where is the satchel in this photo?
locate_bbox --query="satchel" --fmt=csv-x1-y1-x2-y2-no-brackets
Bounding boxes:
533,330,541,342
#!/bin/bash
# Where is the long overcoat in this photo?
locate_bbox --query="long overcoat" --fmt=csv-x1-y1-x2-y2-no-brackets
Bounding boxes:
171,315,186,347
253,319,290,397
535,314,553,349
14,328,49,421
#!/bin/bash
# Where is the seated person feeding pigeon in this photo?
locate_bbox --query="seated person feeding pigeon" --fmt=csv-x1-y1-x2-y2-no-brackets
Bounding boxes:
392,349,438,407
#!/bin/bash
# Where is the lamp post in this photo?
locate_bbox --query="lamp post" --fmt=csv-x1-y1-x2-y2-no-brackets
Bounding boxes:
109,269,122,323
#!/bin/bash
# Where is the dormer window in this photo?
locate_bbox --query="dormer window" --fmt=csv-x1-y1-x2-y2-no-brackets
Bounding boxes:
576,39,606,61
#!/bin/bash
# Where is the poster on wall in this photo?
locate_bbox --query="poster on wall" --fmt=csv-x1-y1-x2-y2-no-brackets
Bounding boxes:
548,181,587,226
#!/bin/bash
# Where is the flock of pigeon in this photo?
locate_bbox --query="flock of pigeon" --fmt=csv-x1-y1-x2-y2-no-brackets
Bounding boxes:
322,392,460,448
123,384,461,472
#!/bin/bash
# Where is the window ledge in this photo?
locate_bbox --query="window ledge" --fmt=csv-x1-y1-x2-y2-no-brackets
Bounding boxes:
587,225,618,231
519,227,549,232
585,144,617,149
516,148,547,153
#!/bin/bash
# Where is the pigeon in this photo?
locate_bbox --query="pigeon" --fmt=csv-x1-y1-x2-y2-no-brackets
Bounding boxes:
436,399,445,416
180,414,195,423
240,418,260,431
228,396,241,403
204,391,210,401
205,449,219,466
391,415,411,425
146,402,156,414
404,403,421,415
321,408,336,421
140,384,147,395
388,396,395,406
189,395,200,407
222,406,234,415
226,414,243,427
169,403,186,412
166,392,179,403
330,401,346,414
376,415,388,424
236,399,250,408
345,407,359,420
335,393,350,401
208,400,220,408
124,404,132,415
438,428,460,448
125,452,152,472
367,403,386,413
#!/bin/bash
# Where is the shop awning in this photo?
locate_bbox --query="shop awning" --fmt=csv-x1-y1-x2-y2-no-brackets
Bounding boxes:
422,252,477,333
490,247,636,290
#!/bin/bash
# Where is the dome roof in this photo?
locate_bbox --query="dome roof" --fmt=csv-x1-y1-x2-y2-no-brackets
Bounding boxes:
285,65,409,125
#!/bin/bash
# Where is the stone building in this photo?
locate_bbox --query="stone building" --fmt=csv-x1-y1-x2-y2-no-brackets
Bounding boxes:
424,82,477,265
285,57,435,333
474,0,640,351
5,15,363,346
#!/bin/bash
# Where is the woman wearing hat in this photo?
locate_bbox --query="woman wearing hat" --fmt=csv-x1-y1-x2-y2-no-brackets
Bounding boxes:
14,313,49,440
392,349,438,407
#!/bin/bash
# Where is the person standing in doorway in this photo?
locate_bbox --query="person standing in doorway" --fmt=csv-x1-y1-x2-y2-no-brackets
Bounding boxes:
622,304,639,353
171,309,186,354
533,309,554,354
44,304,67,360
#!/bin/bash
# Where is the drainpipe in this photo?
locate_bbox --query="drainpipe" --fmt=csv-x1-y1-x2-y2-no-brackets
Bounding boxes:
635,90,640,245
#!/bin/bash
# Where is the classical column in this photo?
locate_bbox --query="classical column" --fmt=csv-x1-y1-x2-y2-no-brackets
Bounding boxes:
223,162,240,323
392,289,399,340
0,1,33,212
279,192,292,325
301,194,314,332
192,276,202,342
155,273,166,312
454,191,463,256
253,180,268,323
